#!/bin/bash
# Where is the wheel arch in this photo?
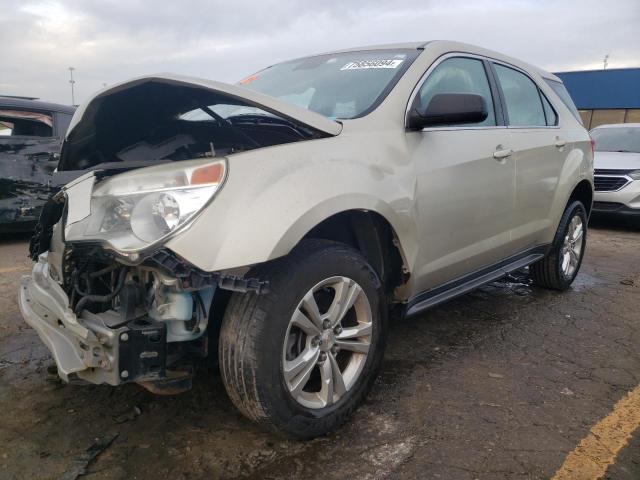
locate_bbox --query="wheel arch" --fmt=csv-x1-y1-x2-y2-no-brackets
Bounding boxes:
567,179,594,216
205,204,413,354
298,209,409,296
206,208,409,364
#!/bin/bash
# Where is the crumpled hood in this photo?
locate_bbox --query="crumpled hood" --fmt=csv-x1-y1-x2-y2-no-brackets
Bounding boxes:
66,73,342,139
594,151,640,171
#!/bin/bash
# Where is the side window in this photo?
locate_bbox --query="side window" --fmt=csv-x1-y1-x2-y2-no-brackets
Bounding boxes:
544,79,582,124
55,113,73,138
540,92,557,126
493,65,546,127
416,57,496,126
0,109,53,137
0,120,12,136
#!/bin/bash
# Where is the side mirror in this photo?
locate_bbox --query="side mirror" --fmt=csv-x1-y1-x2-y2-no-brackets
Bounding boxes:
407,93,488,130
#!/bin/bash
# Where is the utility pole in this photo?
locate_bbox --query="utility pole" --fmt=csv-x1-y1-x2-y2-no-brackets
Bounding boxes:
603,54,609,70
68,67,76,105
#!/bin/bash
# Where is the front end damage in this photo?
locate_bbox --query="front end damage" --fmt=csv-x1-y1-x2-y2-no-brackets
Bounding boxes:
20,74,339,393
21,199,267,392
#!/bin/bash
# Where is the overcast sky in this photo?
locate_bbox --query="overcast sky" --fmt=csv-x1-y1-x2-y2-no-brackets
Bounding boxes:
1,0,639,105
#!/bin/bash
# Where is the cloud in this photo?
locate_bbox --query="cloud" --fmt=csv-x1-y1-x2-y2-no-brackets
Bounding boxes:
1,0,638,104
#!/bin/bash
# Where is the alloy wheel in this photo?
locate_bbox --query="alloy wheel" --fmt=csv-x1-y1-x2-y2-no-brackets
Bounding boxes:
282,276,373,409
561,214,584,278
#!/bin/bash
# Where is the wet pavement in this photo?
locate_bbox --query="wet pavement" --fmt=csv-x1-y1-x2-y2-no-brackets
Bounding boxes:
1,217,639,479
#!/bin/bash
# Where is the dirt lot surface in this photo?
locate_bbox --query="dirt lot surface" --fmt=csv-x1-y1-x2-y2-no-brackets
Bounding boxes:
1,218,639,479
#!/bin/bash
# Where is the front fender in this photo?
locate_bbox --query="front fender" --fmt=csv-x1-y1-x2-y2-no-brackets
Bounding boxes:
165,136,418,272
268,194,412,261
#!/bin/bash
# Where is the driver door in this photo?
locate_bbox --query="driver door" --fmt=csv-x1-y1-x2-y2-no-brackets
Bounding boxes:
406,56,517,293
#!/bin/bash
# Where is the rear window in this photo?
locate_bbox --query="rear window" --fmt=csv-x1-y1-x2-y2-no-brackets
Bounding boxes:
544,80,582,124
590,126,640,153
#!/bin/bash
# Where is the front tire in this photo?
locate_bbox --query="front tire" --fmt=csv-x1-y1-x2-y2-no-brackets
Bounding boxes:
218,240,387,438
530,200,587,290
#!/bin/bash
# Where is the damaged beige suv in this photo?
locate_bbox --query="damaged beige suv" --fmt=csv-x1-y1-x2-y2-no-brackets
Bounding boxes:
20,41,593,438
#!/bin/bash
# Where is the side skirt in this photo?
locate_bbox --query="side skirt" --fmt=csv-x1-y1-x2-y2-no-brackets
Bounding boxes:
405,245,549,317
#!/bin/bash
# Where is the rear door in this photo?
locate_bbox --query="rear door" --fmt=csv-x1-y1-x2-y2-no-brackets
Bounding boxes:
406,55,517,292
491,63,565,251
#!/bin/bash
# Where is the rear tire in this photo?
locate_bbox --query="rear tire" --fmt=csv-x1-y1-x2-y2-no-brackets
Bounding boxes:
530,201,587,290
218,239,387,438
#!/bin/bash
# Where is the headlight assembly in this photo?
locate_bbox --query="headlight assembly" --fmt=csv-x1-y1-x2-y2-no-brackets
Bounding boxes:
629,170,640,180
65,159,227,255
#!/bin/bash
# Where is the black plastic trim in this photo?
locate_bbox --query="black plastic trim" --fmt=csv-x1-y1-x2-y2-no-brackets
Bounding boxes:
483,59,506,126
119,317,167,382
592,202,640,216
487,61,510,126
406,245,549,317
146,249,270,294
538,88,559,126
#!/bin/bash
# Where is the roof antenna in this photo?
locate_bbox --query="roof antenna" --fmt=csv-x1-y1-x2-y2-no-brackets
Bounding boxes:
603,54,609,70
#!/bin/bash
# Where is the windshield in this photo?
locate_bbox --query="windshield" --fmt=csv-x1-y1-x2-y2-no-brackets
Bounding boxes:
237,49,419,119
590,126,640,153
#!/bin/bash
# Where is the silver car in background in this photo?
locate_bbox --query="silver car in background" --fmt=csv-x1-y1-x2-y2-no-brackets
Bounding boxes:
591,123,640,216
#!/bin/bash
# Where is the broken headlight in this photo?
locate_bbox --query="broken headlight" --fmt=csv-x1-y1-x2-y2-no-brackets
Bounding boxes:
65,159,227,254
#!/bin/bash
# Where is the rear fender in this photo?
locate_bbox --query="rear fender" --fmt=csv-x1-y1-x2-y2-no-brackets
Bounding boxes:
545,142,593,243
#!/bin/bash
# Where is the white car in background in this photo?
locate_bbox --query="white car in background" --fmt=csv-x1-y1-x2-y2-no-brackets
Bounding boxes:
591,123,640,216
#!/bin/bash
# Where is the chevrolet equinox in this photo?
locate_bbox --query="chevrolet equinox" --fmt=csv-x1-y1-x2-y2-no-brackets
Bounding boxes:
20,41,594,438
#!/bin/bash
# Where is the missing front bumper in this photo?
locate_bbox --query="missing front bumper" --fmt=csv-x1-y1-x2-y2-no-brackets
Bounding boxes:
19,253,168,386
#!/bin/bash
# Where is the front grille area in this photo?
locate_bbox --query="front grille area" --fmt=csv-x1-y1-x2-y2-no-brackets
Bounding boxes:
592,201,625,212
594,175,629,192
594,168,633,176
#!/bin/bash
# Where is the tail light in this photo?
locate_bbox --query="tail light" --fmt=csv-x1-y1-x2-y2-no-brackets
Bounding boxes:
589,136,596,155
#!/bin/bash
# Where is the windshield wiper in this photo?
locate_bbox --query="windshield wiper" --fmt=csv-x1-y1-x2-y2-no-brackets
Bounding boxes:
227,114,310,139
199,106,262,149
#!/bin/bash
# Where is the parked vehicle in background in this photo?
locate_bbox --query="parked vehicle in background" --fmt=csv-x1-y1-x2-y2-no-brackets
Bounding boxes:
20,41,593,438
0,96,75,232
590,123,640,216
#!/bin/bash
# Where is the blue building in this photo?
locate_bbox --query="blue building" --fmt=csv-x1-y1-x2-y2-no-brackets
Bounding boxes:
554,68,640,129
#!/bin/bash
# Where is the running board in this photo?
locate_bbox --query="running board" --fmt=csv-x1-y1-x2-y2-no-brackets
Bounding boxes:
406,252,545,317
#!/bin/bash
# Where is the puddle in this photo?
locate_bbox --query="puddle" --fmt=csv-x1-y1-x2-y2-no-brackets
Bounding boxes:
571,272,603,289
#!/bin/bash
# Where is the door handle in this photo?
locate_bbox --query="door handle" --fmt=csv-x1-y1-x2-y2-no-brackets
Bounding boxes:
493,148,513,160
555,138,567,148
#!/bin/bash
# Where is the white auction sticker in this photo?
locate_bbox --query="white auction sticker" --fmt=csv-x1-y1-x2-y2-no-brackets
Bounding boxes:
340,59,403,70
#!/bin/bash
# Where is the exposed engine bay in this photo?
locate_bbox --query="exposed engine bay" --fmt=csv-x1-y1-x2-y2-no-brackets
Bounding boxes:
22,77,332,393
57,79,327,173
27,191,266,393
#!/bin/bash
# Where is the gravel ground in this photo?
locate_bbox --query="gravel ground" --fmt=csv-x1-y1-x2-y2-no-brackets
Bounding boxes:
0,217,639,479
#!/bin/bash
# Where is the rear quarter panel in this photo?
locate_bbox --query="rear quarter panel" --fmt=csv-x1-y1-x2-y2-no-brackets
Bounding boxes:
513,68,593,246
544,130,593,244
